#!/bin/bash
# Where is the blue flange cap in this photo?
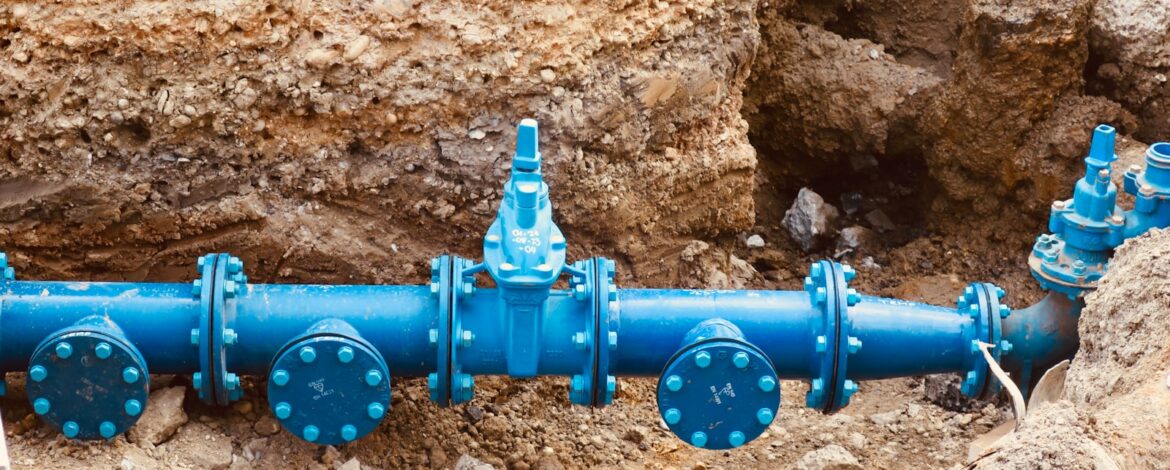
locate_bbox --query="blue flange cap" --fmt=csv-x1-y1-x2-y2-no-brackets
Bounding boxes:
267,329,390,445
513,119,541,172
26,322,150,441
1087,124,1117,167
657,339,779,450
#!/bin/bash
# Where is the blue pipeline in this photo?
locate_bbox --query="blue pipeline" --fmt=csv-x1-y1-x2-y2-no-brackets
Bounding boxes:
1,119,1163,450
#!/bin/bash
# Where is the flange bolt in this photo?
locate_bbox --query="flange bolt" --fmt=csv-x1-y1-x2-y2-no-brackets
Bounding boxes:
758,375,777,392
95,342,112,359
365,369,383,387
274,402,292,419
122,367,141,384
367,402,386,420
664,408,682,425
55,342,73,359
33,398,50,415
729,431,746,448
271,369,290,386
302,425,319,442
694,351,712,368
100,421,117,439
691,431,708,448
665,375,683,392
732,352,750,369
337,346,355,363
757,408,774,425
299,346,317,363
125,399,143,416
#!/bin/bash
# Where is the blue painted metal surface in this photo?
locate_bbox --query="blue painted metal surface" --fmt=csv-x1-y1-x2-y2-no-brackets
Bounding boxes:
656,319,779,450
266,319,390,444
2,120,1166,449
25,316,150,440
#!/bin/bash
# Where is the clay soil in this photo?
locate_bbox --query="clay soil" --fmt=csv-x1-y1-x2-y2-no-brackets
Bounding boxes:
1,0,1168,469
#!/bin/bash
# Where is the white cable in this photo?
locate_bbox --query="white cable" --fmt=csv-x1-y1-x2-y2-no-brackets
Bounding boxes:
977,341,1026,427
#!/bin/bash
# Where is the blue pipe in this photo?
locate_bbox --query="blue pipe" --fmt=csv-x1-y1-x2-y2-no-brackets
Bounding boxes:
1,119,1161,451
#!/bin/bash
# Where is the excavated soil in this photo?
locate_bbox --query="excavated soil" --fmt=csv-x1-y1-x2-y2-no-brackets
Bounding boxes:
1,0,1168,469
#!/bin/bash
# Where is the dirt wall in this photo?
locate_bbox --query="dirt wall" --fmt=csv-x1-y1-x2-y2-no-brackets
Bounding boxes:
0,0,759,285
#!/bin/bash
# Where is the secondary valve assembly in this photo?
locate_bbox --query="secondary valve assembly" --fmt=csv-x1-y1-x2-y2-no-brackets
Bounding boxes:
1,120,1164,449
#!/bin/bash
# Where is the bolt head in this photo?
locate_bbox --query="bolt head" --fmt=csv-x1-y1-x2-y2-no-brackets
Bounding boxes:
694,351,712,368
757,408,774,425
337,346,355,363
33,398,50,415
664,408,682,425
299,346,317,363
428,329,439,347
572,332,587,350
100,421,117,439
841,264,857,282
190,329,200,346
367,402,386,420
272,369,290,386
341,424,358,442
94,341,112,360
460,330,475,347
815,335,827,353
55,342,73,359
607,331,618,350
732,351,750,369
847,336,863,354
758,375,777,392
122,367,141,384
193,372,203,389
274,402,292,419
125,399,143,416
302,425,320,442
365,369,384,386
29,365,47,382
690,431,708,448
571,375,585,392
665,375,683,392
62,421,80,439
728,431,746,448
223,329,238,346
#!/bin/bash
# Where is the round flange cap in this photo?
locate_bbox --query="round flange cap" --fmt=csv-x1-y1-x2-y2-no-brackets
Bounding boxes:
657,340,780,450
267,334,390,445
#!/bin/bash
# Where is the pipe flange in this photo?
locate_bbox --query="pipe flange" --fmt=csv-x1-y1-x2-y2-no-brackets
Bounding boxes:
194,253,247,406
803,260,860,413
194,253,218,404
427,255,454,406
656,338,779,449
957,282,1011,399
592,257,617,407
448,256,477,405
567,259,595,406
267,322,390,445
26,319,149,440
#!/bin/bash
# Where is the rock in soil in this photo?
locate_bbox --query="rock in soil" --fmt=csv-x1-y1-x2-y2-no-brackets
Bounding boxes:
127,386,188,446
455,454,497,470
783,187,840,252
790,444,863,469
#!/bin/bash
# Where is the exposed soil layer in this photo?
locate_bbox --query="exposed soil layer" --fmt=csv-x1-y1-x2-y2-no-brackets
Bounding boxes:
0,0,1167,469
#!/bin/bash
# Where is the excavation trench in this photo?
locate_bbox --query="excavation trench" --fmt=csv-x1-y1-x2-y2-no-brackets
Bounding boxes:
0,0,1165,468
